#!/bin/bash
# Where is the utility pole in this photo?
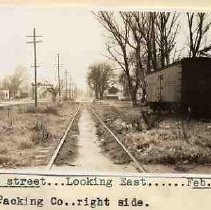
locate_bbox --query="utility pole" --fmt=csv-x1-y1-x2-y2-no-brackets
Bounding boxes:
26,28,42,108
57,53,61,101
69,82,72,99
65,70,68,100
54,53,64,102
64,70,71,100
74,84,77,99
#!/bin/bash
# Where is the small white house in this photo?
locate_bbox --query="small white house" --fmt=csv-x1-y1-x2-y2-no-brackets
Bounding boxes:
0,89,10,100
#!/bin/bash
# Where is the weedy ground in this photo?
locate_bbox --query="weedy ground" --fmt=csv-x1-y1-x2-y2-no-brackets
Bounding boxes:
93,100,211,172
0,101,78,168
54,110,81,166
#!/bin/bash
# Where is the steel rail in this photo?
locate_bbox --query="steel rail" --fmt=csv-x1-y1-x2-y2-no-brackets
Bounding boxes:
46,104,80,170
91,106,148,173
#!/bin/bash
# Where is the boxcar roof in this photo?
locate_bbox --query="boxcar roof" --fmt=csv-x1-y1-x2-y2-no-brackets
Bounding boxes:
146,57,211,75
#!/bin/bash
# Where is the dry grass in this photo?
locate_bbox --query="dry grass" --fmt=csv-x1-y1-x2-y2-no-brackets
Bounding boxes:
25,105,38,113
0,102,77,168
94,112,131,164
54,111,81,166
31,121,53,144
0,155,15,167
94,101,211,166
41,105,58,115
0,144,8,154
19,138,33,150
123,131,211,165
25,105,58,115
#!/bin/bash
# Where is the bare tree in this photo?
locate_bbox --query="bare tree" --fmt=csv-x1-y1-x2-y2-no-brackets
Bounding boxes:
47,86,59,104
87,62,113,100
187,12,211,57
118,72,130,99
124,12,146,102
87,64,100,99
155,12,180,67
94,11,143,106
94,11,181,104
2,66,28,99
132,12,158,71
131,12,179,71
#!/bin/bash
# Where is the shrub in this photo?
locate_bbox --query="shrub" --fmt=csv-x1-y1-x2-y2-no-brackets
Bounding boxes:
0,145,8,154
42,105,58,115
19,139,33,149
25,106,37,113
31,121,52,144
17,106,24,114
0,154,19,167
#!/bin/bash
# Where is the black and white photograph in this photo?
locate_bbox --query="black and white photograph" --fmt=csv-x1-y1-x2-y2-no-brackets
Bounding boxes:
0,7,211,174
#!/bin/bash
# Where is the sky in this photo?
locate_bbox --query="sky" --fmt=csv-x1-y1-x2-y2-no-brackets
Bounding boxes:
0,7,107,90
0,7,210,91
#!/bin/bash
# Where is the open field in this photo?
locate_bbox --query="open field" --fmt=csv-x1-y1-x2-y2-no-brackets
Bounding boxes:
1,99,211,173
0,101,78,168
93,100,211,173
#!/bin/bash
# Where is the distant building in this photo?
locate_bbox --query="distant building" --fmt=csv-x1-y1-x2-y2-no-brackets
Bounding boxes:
0,89,10,100
30,82,53,100
15,90,21,98
38,83,53,99
11,89,29,99
20,91,29,99
105,85,120,100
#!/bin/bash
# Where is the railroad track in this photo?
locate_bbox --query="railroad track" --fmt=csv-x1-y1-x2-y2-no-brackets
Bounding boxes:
46,102,146,173
90,106,147,173
46,104,81,170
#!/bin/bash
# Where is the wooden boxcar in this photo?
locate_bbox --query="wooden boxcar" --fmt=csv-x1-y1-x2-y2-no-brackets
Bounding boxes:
146,57,211,113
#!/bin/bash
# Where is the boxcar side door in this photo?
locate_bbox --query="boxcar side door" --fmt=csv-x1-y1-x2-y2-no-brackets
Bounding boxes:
158,74,164,102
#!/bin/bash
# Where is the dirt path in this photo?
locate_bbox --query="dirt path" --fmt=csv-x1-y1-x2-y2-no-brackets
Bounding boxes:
54,106,137,173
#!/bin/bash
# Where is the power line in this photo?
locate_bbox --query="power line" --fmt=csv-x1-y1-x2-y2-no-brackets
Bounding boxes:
57,53,61,101
53,53,64,102
64,70,71,100
26,28,43,108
